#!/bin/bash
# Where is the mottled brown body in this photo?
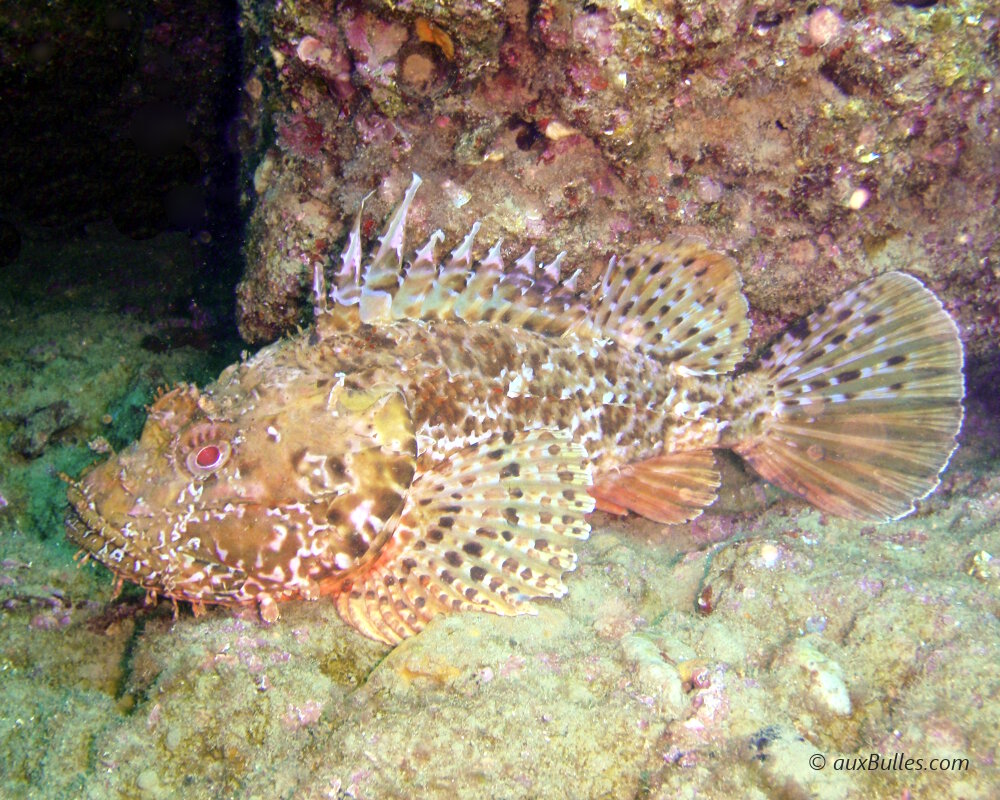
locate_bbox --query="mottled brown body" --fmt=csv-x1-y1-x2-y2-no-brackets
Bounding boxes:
314,321,729,471
65,176,963,644
64,314,729,625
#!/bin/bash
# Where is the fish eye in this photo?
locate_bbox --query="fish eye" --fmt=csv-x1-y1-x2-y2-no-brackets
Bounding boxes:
195,445,223,468
185,441,231,475
178,423,233,476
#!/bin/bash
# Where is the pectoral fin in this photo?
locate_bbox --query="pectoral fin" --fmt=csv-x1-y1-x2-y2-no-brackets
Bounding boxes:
330,429,593,645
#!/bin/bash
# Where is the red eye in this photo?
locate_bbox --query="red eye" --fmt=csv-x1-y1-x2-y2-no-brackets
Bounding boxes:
195,445,222,468
184,439,231,475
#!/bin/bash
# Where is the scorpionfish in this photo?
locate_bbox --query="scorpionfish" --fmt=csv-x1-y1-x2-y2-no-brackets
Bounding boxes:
66,175,965,644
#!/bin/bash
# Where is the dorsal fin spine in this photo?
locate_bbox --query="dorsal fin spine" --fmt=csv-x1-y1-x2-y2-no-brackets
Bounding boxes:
515,246,537,272
368,174,421,277
333,178,751,371
312,262,327,315
542,251,566,282
360,176,421,324
448,221,481,270
391,230,444,319
331,195,368,307
414,229,445,265
482,239,504,271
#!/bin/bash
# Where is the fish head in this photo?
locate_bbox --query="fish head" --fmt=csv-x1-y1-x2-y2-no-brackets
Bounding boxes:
67,367,417,602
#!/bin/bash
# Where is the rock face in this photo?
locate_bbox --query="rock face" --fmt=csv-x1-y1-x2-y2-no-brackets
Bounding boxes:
237,0,998,360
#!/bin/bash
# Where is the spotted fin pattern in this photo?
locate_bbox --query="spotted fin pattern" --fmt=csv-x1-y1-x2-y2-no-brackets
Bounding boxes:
331,429,594,644
590,450,721,524
323,175,749,372
732,271,964,521
585,240,751,373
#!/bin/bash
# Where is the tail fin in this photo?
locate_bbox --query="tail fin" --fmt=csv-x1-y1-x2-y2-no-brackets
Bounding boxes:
731,271,964,521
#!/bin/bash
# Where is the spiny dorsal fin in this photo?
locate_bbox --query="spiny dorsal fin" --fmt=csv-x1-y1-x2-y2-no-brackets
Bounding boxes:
329,429,593,644
327,177,750,373
359,175,422,323
328,174,587,335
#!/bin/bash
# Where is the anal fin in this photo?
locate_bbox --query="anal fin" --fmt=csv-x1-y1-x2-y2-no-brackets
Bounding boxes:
590,450,721,524
332,430,593,645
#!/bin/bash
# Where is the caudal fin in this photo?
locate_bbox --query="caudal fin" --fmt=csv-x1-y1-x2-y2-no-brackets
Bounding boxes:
731,272,964,521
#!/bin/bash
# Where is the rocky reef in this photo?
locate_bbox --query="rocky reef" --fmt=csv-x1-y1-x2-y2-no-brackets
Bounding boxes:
3,409,999,798
237,0,999,367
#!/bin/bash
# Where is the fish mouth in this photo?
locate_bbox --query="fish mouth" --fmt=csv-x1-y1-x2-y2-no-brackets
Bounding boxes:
64,474,251,605
63,475,132,560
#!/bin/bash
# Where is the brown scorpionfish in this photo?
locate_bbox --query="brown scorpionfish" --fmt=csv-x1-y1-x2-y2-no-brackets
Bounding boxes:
66,175,964,644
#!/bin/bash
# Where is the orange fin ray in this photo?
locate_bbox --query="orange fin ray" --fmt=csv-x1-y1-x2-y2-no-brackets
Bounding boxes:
590,450,721,524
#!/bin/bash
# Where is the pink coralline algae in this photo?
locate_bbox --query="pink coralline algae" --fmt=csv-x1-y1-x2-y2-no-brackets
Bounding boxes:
807,6,845,48
283,699,325,731
296,31,354,101
276,114,326,161
343,10,408,112
571,10,617,60
234,0,1000,366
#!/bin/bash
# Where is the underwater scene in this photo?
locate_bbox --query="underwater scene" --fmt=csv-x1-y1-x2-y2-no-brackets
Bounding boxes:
1,1,999,798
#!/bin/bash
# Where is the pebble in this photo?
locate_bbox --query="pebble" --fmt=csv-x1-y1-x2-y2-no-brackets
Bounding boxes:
808,7,844,47
544,120,579,140
620,634,685,713
137,768,161,793
165,726,182,752
758,542,781,568
696,176,723,203
790,638,852,717
847,187,870,210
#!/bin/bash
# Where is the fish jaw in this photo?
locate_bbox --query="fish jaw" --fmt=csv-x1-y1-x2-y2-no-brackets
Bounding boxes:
64,452,255,604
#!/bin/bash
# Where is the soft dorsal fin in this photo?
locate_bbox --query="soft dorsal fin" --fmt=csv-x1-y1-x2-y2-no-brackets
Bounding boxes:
580,239,751,373
321,175,751,373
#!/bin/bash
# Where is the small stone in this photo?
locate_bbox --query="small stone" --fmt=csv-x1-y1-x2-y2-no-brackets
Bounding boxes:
752,725,855,798
847,187,870,210
165,726,182,752
966,550,1000,582
759,542,780,568
808,7,844,47
253,154,275,195
245,76,262,102
696,176,723,203
544,120,579,140
786,637,852,717
136,768,160,792
296,36,329,64
621,634,685,713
